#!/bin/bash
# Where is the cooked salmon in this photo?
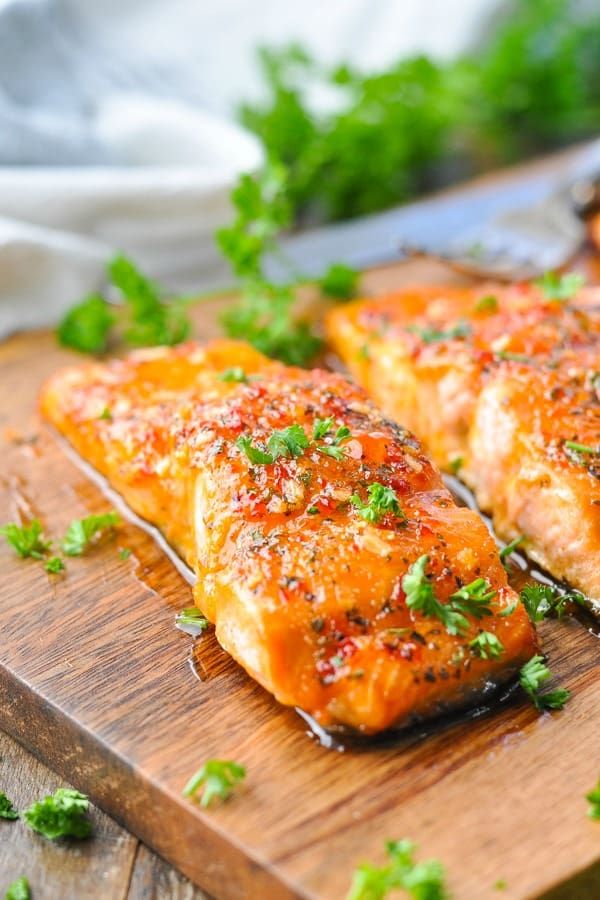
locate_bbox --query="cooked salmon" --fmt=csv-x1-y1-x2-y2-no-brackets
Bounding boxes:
326,281,600,614
40,339,536,733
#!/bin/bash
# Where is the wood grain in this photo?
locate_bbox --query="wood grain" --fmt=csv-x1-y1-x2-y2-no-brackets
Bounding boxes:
1,253,600,899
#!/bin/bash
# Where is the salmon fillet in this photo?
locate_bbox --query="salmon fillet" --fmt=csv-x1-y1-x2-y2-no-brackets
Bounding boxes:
40,339,536,733
326,281,600,615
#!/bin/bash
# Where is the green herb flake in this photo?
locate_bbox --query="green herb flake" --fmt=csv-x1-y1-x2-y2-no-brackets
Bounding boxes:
62,511,120,557
408,321,471,344
536,271,584,302
403,556,495,637
564,440,598,460
494,880,507,891
469,631,504,659
347,837,448,900
319,262,359,300
22,788,92,840
448,456,463,475
0,520,51,560
499,536,524,565
0,791,19,820
519,655,570,712
5,877,30,900
219,367,249,384
183,760,246,808
98,407,113,421
307,506,320,515
118,548,132,561
44,556,65,574
351,483,405,524
586,779,600,820
475,294,499,313
58,294,114,354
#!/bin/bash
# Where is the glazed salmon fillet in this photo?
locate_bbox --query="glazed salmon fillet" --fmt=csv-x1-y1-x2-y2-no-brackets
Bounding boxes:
40,340,536,733
326,281,600,614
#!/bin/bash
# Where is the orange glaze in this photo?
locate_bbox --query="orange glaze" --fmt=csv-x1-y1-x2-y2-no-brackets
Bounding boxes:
326,281,600,613
40,339,536,733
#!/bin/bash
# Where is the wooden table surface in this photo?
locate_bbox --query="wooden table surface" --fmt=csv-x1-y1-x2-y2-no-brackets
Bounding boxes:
0,730,208,899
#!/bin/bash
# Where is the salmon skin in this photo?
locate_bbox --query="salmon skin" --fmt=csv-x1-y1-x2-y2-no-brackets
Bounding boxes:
40,340,536,734
326,281,600,616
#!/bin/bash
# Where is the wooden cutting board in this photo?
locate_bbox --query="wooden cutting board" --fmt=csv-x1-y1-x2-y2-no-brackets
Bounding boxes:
1,255,600,900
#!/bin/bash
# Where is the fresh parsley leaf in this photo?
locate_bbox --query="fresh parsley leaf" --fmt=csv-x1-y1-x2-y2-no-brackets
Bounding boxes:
5,877,30,900
118,548,131,560
536,271,584,301
519,655,570,712
0,791,19,820
176,607,210,635
62,512,120,557
312,417,335,441
499,600,518,618
347,837,448,900
109,255,191,348
496,351,532,363
183,760,246,807
403,557,495,636
236,435,275,465
407,321,471,343
474,294,498,313
219,367,249,383
22,788,92,840
469,631,504,659
98,407,113,421
266,424,310,459
449,578,496,618
44,556,65,574
520,584,557,622
351,483,404,524
319,263,359,300
315,423,352,460
0,520,51,559
57,294,114,354
586,779,600,820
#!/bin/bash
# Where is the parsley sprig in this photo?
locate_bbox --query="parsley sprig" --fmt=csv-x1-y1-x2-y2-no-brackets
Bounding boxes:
469,631,504,659
236,419,352,466
183,760,246,808
520,583,584,622
0,791,19,820
586,780,600,820
5,877,30,900
0,520,51,559
58,256,192,354
347,838,448,900
176,607,210,636
407,321,471,344
536,271,584,302
519,655,570,711
402,555,496,636
351,483,405,524
62,512,120,556
22,788,92,840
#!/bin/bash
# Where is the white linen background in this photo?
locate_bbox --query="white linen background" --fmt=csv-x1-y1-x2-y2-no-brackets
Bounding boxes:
0,0,496,337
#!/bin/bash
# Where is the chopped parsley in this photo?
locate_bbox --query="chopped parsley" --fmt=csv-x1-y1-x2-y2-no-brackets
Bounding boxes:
118,548,132,560
219,367,249,383
586,779,600,820
499,536,524,566
237,420,352,466
22,788,92,840
0,520,51,559
519,583,579,622
58,293,114,354
44,556,65,574
98,406,113,421
62,511,120,556
496,351,531,363
176,607,210,635
5,878,30,900
475,294,498,313
564,440,598,459
469,631,504,659
407,321,471,344
403,556,495,636
351,483,405,524
536,271,584,301
0,791,19,820
347,838,448,900
183,760,246,807
519,655,570,711
318,262,359,300
448,456,463,475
